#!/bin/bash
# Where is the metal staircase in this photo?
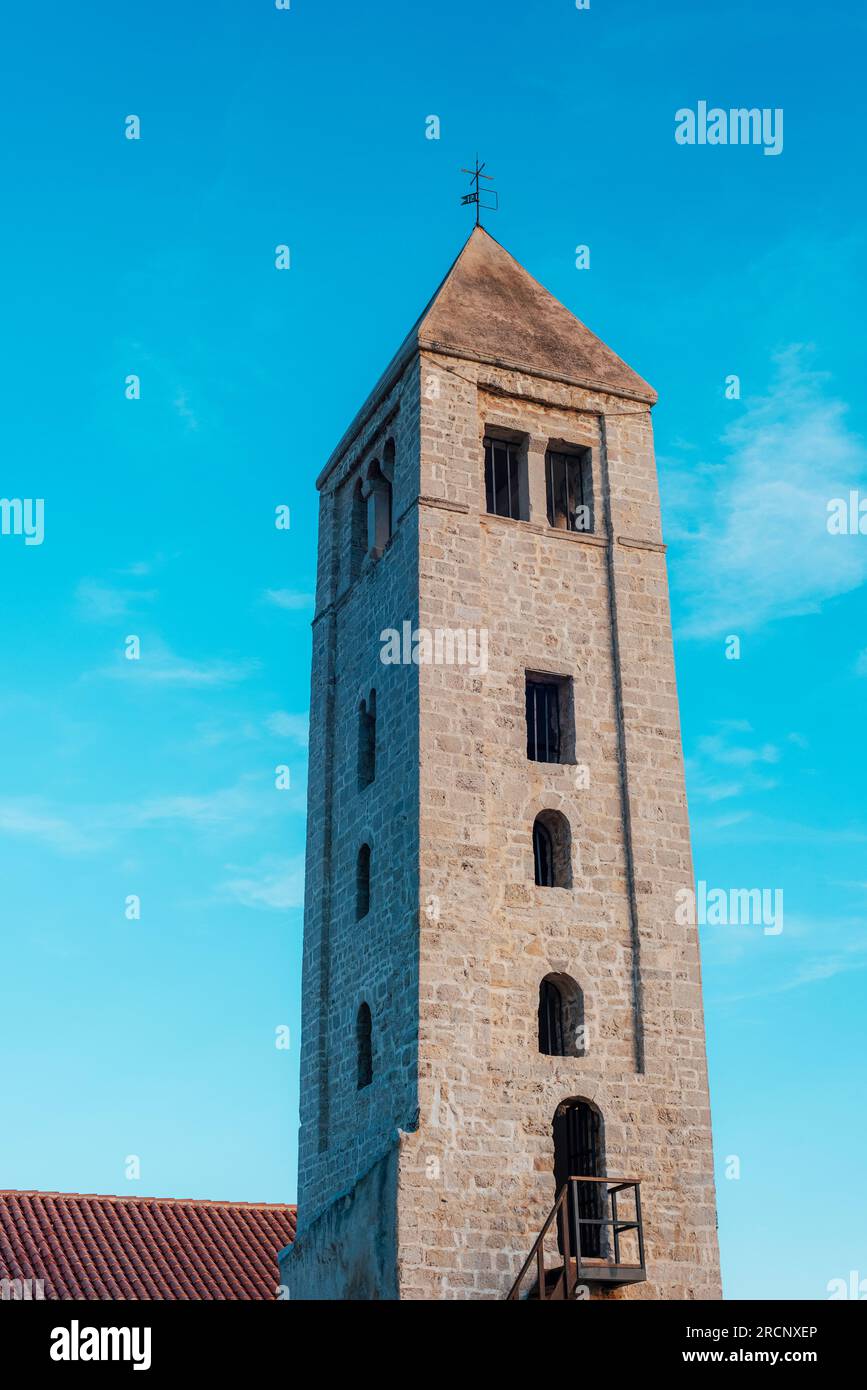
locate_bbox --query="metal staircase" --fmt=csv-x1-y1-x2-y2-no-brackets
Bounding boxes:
507,1176,647,1300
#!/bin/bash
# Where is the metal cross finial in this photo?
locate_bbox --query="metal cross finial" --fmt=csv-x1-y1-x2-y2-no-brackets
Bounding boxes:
460,156,498,226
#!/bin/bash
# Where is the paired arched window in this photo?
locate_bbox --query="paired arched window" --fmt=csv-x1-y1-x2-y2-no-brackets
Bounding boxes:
356,1002,372,1089
532,810,572,888
356,843,371,919
358,691,376,789
365,460,392,555
350,478,367,580
349,442,396,576
538,974,585,1057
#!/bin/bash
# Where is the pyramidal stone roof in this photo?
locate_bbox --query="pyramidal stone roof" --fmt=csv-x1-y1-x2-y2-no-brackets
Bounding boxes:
0,1190,296,1300
417,226,656,404
319,226,654,486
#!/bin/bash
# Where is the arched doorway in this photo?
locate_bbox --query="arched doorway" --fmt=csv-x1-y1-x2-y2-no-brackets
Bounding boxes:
553,1098,605,1259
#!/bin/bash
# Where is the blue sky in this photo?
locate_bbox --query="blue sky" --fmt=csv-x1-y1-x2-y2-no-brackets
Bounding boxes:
1,0,864,1300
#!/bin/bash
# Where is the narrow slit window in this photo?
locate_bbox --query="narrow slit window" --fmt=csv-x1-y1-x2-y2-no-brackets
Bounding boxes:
356,1002,372,1089
546,450,591,532
356,843,371,919
484,437,523,520
358,691,376,789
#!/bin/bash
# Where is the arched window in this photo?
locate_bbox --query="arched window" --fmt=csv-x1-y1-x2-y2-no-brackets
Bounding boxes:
350,446,396,577
364,460,392,556
383,438,396,490
350,477,366,580
356,1002,372,1089
533,811,572,888
533,818,554,886
538,974,585,1057
358,690,376,789
356,843,371,919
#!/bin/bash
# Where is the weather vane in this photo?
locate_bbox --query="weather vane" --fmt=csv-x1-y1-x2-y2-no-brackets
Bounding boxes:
461,156,498,226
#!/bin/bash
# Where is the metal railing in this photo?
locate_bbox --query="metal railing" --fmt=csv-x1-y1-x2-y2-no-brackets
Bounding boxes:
506,1176,646,1300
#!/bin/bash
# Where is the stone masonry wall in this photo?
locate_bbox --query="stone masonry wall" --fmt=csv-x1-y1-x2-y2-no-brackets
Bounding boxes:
395,352,721,1300
285,360,422,1298
287,338,721,1301
285,1146,399,1301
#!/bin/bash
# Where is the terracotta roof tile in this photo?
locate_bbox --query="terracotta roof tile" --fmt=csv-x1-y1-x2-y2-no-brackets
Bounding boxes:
0,1190,296,1300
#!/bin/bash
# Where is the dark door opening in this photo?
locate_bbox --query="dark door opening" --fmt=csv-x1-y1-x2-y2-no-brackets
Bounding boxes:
553,1099,605,1259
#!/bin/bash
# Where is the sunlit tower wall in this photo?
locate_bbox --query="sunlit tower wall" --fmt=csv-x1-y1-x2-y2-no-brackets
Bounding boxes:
282,228,721,1301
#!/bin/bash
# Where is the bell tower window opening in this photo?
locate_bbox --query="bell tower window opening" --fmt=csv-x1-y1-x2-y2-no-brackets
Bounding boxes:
546,449,592,532
484,436,526,521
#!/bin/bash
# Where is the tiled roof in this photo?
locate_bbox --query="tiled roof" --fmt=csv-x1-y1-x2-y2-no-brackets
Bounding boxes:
0,1190,296,1300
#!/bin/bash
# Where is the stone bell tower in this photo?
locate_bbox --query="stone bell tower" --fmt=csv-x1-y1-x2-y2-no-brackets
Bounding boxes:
281,227,721,1300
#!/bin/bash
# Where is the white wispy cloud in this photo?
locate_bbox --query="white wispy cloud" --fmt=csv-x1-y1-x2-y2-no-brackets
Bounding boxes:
856,649,867,676
705,915,867,1006
265,710,309,744
189,711,309,747
687,721,783,803
0,802,93,854
665,347,867,637
218,855,305,911
698,812,867,848
0,777,292,855
75,580,157,622
262,589,314,610
697,733,780,768
173,389,199,431
192,719,261,748
129,786,260,829
92,639,258,687
704,810,753,830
